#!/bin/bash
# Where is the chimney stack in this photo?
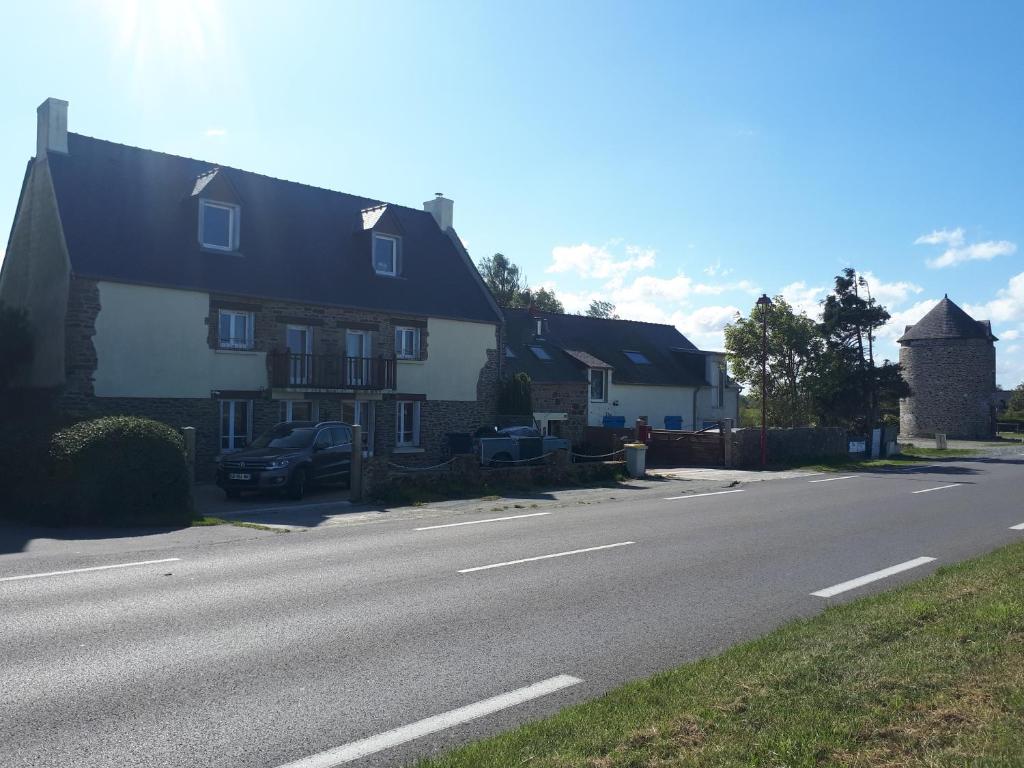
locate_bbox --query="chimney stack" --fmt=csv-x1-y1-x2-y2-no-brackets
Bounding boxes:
423,192,453,231
37,98,69,158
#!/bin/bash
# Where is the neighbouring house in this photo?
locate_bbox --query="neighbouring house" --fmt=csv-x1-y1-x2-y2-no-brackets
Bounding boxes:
0,98,504,477
503,307,739,447
898,295,997,439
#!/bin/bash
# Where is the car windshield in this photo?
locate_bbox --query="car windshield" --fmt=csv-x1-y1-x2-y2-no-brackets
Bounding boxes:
249,426,316,449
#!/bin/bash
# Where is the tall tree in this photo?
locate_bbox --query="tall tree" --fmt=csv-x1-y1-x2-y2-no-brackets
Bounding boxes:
725,297,819,427
585,300,619,319
1008,383,1024,413
811,268,908,430
477,253,525,308
527,286,564,313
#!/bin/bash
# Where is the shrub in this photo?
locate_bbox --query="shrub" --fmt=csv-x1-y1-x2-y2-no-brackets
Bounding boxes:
44,416,194,526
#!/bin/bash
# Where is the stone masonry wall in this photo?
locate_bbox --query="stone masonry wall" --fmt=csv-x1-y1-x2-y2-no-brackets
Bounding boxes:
530,381,588,447
59,280,501,476
899,338,996,439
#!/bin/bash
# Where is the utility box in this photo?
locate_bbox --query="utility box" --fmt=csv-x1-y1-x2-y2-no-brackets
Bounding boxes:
935,433,948,450
624,443,648,478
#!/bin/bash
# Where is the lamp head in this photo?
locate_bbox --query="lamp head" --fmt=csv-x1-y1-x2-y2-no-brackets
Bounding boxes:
756,294,772,307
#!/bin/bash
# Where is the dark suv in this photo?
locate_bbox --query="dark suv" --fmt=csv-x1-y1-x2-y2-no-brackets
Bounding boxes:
216,421,354,500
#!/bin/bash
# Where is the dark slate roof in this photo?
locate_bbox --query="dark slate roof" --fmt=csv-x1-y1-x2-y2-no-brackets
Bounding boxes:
897,296,996,343
505,309,711,387
45,134,501,324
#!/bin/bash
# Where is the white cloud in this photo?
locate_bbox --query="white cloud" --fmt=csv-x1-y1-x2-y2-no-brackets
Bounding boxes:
964,271,1024,324
779,281,827,317
914,227,1016,269
914,228,964,247
857,271,923,307
670,305,741,350
703,260,733,278
547,243,655,281
1000,329,1020,341
876,298,940,341
205,128,228,137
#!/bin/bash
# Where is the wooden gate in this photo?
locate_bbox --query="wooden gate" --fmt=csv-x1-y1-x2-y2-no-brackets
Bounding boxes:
646,429,725,467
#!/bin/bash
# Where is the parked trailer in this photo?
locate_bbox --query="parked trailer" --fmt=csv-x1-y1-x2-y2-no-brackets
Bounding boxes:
478,426,570,466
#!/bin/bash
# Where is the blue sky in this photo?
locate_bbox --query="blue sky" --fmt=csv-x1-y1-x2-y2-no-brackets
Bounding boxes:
2,1,1022,385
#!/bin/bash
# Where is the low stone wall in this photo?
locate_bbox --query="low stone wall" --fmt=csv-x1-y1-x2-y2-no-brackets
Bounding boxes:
363,450,624,501
731,427,848,468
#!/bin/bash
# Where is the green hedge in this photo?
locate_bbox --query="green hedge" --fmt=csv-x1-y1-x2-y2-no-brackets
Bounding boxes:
37,416,194,527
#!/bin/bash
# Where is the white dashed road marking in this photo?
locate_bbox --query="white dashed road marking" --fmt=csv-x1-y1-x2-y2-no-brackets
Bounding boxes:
0,558,182,583
274,675,583,767
1010,522,1024,531
415,512,551,531
811,557,936,598
459,542,635,573
663,489,745,501
808,475,857,483
911,484,962,494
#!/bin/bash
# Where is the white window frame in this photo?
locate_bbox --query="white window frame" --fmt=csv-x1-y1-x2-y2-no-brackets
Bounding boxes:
395,400,421,447
343,400,375,457
372,233,400,276
218,309,254,350
199,199,240,251
589,369,607,403
280,400,318,422
395,326,421,360
219,399,252,452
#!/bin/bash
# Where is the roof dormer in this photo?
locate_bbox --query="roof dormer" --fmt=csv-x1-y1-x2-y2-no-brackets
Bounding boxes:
192,168,242,252
360,204,405,277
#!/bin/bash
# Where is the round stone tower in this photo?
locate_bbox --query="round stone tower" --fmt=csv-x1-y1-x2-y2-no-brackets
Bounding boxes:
898,296,997,439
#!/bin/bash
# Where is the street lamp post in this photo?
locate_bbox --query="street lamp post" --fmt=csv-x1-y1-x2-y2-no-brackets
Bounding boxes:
756,294,773,468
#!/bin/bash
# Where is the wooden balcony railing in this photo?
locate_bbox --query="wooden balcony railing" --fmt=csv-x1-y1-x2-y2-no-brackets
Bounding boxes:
269,353,396,391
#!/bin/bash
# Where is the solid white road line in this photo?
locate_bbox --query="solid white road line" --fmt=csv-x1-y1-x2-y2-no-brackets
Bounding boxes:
663,489,745,501
811,556,936,598
458,542,635,574
1009,522,1024,531
415,512,551,531
0,558,181,583
808,475,857,483
274,674,583,767
911,483,962,495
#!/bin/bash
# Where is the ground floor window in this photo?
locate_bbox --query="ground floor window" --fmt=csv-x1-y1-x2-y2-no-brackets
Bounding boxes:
396,400,421,447
280,400,317,422
220,400,252,451
342,400,375,455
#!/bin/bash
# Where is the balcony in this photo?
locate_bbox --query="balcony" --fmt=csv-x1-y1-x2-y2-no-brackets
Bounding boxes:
269,353,396,392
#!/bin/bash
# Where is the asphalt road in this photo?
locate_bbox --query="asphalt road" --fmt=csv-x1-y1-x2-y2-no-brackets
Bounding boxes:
2,451,1023,768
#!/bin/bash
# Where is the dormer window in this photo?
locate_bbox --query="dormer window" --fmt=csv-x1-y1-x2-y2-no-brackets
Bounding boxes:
200,200,239,251
373,233,399,276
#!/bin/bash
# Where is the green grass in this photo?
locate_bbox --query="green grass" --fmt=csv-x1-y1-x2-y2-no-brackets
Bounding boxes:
798,447,980,473
416,541,1024,768
190,516,286,532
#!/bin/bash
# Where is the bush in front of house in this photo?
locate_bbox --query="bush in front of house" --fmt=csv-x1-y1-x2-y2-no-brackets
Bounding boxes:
45,416,194,526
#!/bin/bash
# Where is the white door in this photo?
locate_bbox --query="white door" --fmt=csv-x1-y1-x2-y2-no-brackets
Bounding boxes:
287,325,313,385
346,330,371,386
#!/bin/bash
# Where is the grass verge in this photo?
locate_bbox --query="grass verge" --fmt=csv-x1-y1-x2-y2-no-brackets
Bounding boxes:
798,447,979,472
190,516,286,532
416,541,1024,768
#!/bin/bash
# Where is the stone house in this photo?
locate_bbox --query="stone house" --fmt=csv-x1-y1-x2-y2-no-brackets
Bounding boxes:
503,308,739,447
898,296,997,439
0,99,504,477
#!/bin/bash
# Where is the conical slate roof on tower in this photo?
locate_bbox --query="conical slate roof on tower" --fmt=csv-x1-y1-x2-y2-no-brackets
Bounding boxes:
897,296,997,343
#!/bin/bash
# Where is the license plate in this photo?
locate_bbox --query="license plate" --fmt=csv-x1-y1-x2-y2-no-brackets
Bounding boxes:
229,473,251,481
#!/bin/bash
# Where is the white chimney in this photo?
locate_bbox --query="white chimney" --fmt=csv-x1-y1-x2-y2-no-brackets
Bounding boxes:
36,97,69,158
423,192,453,231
